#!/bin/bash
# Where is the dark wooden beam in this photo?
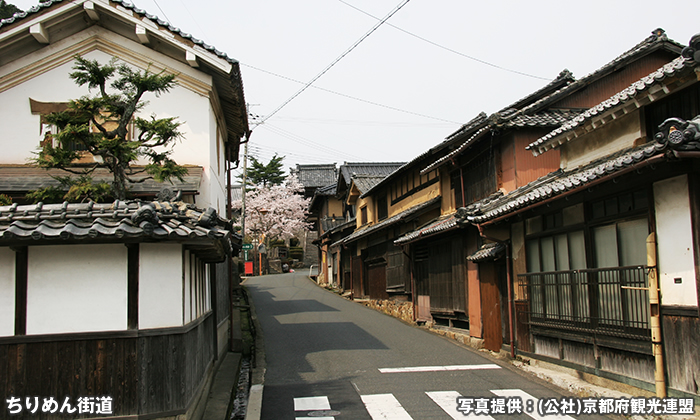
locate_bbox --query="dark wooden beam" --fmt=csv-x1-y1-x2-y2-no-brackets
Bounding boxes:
13,247,27,336
127,244,139,330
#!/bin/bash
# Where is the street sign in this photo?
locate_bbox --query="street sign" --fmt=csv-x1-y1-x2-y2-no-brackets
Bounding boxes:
242,244,253,250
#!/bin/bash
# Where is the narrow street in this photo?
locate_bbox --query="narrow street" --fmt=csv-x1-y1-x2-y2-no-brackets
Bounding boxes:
245,272,606,420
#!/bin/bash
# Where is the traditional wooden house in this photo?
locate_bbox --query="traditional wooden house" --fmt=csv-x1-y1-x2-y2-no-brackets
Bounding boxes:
395,28,685,353
458,33,700,400
290,163,338,267
309,162,403,288
0,0,248,418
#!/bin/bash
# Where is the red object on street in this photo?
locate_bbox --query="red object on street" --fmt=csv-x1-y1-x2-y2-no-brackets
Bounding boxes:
244,261,253,276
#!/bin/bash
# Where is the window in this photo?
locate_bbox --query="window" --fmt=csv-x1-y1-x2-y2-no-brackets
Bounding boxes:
377,195,388,221
360,206,367,225
520,193,651,338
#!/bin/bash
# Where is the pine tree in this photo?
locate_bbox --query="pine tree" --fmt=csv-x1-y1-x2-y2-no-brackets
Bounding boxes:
243,154,286,188
33,56,187,201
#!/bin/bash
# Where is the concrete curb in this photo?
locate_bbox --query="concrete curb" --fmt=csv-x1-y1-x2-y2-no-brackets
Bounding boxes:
242,282,266,420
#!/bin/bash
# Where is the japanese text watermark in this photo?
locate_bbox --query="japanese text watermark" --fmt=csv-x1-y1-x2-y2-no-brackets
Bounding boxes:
6,396,113,416
456,396,696,416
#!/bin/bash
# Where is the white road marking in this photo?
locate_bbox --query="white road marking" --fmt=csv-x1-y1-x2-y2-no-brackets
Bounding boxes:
426,391,495,420
361,393,413,419
490,389,576,420
379,364,501,373
294,396,331,411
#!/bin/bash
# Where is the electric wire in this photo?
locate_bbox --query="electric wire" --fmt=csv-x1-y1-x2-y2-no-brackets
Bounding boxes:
338,0,550,81
150,0,172,26
255,0,411,126
241,62,460,124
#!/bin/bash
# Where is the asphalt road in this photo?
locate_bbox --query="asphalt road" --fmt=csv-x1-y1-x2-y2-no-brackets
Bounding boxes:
245,272,607,419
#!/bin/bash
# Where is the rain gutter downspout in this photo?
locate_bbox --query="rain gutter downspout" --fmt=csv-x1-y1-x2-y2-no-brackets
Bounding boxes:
475,222,516,359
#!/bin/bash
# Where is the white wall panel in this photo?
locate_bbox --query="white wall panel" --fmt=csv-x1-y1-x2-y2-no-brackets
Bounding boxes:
654,175,699,307
139,243,183,329
27,244,128,335
0,247,15,337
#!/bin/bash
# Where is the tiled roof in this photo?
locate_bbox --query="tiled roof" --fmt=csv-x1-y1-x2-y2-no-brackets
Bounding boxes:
505,109,584,128
394,214,458,245
339,197,441,245
293,164,338,189
0,166,202,194
461,127,700,224
338,162,405,185
527,56,696,155
444,70,575,142
519,28,684,119
466,242,505,262
0,0,239,65
320,216,355,236
0,200,238,262
352,174,387,195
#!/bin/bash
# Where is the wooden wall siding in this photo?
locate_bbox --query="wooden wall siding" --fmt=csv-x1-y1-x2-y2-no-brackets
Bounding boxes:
0,338,139,419
513,130,560,188
386,248,409,291
479,262,503,352
515,301,531,352
466,230,482,337
367,263,389,300
554,52,679,110
138,314,214,414
450,236,467,313
562,341,596,368
662,315,700,396
352,255,363,297
428,240,453,313
599,346,655,384
534,335,561,359
214,262,230,325
0,315,215,419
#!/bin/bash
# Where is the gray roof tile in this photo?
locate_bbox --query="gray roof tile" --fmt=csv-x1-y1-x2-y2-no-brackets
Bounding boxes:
466,242,505,262
394,214,458,245
339,196,441,245
0,0,239,65
0,200,237,262
461,119,700,224
0,166,202,194
528,56,695,154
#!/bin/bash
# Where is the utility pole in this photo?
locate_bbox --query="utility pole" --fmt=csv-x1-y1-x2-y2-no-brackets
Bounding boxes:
241,140,248,239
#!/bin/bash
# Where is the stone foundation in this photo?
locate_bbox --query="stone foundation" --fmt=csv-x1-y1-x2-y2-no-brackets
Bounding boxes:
362,299,415,324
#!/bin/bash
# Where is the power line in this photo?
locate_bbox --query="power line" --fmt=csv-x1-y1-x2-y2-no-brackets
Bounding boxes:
338,0,550,81
151,0,172,25
255,0,411,126
241,62,460,124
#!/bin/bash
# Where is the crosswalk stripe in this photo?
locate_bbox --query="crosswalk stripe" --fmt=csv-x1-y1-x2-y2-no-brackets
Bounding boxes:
294,396,331,411
361,393,413,420
490,389,576,420
426,391,495,420
295,418,335,420
379,364,501,373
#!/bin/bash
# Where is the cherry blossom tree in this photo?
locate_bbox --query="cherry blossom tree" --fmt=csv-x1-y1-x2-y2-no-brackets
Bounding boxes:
232,174,311,242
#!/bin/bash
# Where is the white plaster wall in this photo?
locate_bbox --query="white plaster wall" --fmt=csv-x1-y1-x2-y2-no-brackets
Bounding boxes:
184,249,192,324
139,243,183,329
561,112,642,171
653,175,699,307
26,244,128,335
0,247,15,337
0,27,222,208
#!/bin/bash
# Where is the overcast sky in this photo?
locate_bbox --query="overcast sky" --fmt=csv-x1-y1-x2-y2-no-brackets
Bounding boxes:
10,1,700,177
